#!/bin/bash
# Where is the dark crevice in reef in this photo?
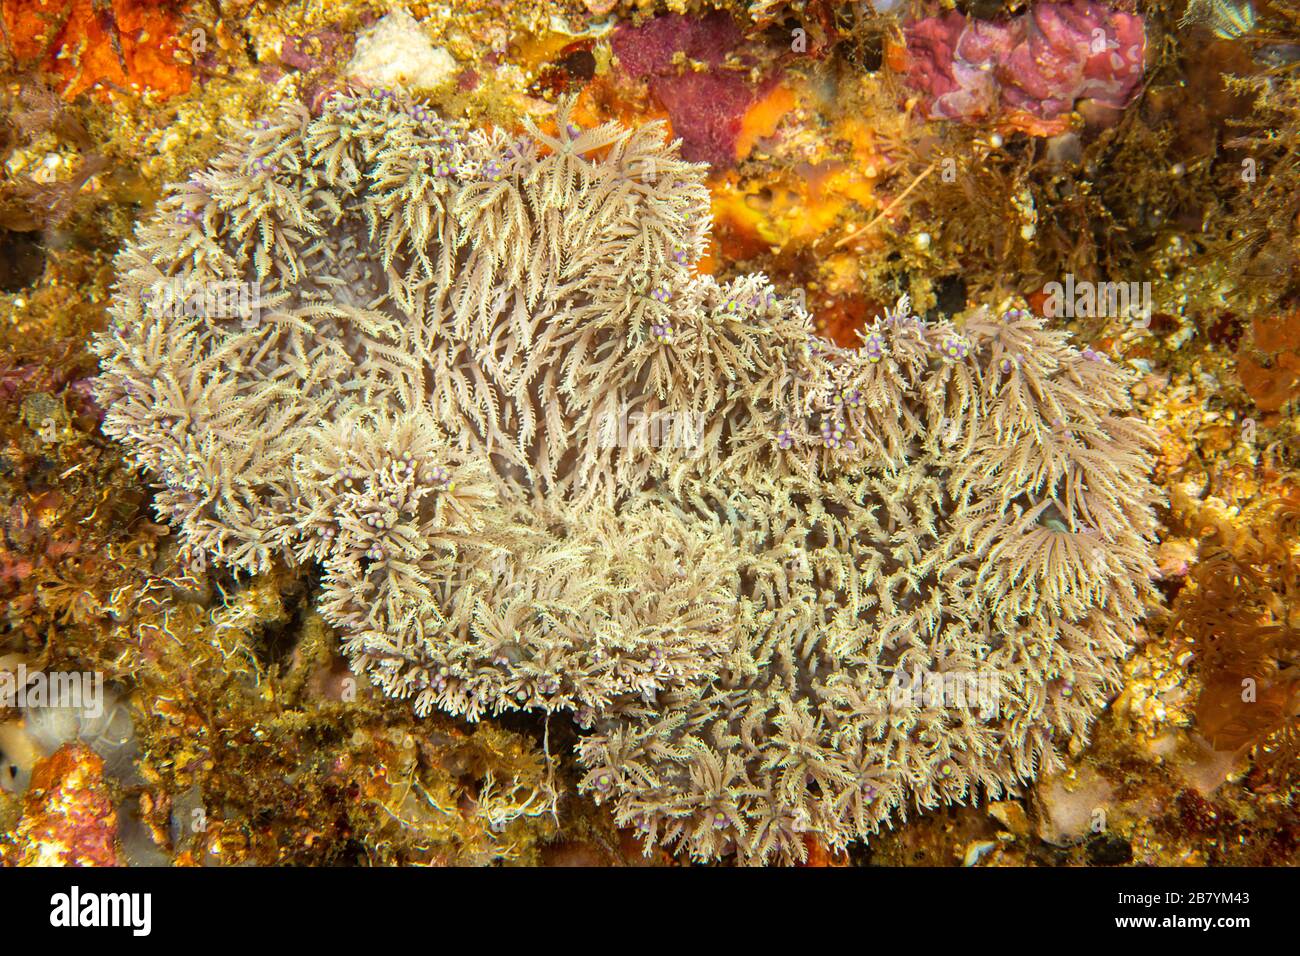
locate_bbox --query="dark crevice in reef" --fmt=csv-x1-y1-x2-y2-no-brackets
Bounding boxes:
0,229,45,292
255,571,316,672
929,274,968,320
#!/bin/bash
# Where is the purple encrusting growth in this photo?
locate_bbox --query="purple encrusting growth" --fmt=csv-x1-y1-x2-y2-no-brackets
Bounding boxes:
278,30,356,74
609,10,743,76
901,0,1146,129
611,11,780,168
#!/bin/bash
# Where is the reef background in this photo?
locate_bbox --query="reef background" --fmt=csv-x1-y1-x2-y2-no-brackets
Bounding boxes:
1,0,1298,865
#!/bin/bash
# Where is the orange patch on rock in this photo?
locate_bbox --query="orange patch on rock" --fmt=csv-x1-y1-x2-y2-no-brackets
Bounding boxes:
1237,311,1300,417
883,34,909,74
996,108,1072,138
510,30,575,76
1,0,191,100
733,82,793,162
1027,288,1051,315
798,833,850,866
709,162,880,264
817,294,883,348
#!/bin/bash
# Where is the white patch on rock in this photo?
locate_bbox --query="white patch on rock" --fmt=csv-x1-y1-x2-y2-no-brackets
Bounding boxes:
1035,768,1115,846
346,10,458,91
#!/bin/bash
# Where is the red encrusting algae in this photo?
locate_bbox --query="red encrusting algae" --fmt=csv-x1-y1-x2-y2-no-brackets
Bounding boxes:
1,0,191,100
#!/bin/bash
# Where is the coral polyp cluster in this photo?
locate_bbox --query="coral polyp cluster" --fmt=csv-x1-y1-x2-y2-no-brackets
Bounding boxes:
94,90,1159,863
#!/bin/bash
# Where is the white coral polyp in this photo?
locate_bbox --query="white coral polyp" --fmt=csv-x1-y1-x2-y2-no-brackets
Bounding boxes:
95,92,1159,864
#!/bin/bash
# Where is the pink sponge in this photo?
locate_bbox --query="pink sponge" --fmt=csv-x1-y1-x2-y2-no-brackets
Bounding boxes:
902,1,1145,131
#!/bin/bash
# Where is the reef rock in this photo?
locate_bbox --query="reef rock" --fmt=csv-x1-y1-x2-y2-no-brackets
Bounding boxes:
4,743,121,866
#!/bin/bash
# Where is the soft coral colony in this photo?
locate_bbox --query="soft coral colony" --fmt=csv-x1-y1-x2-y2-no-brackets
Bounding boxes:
93,90,1160,864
